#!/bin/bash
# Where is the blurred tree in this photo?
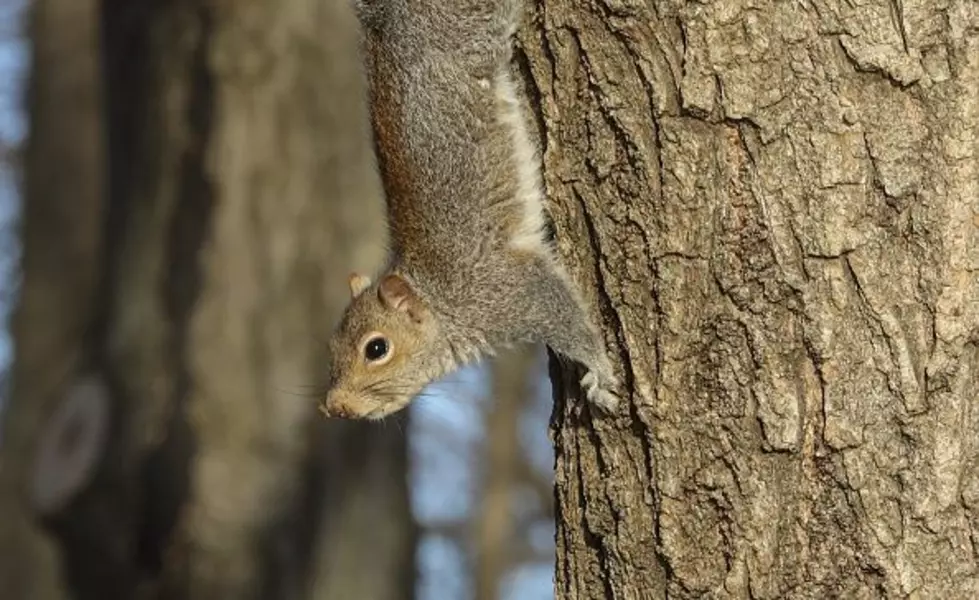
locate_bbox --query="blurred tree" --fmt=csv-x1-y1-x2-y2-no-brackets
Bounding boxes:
0,0,414,599
518,0,979,597
474,347,532,600
411,351,556,600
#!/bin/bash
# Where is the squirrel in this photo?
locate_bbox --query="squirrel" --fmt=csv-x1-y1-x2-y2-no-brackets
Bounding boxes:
320,0,621,420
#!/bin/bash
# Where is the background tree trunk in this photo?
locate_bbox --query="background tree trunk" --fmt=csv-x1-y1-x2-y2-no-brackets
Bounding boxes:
0,1,105,597
475,348,533,600
0,0,415,599
518,0,979,597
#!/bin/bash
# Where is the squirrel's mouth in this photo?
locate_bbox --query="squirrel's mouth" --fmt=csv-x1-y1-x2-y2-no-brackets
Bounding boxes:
320,388,411,421
364,397,412,420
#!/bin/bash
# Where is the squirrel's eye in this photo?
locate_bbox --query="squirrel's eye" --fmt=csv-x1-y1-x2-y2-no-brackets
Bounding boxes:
364,336,390,362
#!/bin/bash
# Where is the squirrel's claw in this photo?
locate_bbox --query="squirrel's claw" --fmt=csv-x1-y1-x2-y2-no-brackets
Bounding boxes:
580,370,620,414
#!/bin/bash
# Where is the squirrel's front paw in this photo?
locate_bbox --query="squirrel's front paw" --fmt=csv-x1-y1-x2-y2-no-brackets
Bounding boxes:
580,370,621,414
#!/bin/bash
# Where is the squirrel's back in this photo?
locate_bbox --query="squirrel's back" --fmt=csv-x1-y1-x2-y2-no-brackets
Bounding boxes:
358,0,547,289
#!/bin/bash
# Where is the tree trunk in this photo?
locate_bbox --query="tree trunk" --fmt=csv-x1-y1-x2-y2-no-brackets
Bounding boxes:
0,1,104,597
0,0,414,599
475,348,534,600
518,0,979,597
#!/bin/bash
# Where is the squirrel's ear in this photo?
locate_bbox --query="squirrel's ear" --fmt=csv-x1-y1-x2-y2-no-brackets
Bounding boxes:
378,274,425,321
348,273,372,298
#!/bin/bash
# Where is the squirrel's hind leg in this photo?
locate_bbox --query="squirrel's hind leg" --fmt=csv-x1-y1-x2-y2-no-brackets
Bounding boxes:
512,258,622,414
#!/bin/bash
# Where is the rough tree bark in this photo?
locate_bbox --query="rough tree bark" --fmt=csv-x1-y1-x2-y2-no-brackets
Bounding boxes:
0,0,414,599
517,0,978,597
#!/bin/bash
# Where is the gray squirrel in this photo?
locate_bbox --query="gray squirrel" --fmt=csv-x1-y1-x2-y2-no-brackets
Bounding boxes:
321,0,621,420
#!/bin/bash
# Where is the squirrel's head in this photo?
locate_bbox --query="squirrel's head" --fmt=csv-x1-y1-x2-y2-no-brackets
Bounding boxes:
321,272,448,420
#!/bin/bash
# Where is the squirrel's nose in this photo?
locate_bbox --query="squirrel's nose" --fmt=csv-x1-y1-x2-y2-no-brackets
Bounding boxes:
320,391,358,419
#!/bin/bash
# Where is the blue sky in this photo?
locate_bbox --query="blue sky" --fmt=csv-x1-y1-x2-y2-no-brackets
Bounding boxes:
0,0,26,374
